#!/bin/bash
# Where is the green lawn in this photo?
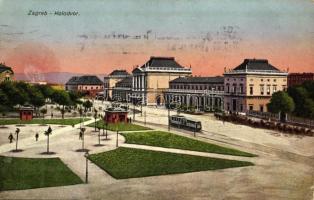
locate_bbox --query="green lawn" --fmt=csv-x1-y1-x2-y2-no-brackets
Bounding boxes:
88,120,151,131
88,147,254,179
120,131,256,157
0,118,91,126
0,156,83,191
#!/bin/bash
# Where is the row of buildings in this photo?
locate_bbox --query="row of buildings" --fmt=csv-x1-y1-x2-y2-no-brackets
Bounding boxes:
64,56,313,114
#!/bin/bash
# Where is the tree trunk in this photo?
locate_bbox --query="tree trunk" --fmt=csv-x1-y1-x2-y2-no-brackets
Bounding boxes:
47,135,49,153
16,134,18,151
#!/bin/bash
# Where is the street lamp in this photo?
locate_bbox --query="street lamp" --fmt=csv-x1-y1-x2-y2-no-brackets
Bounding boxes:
15,128,20,151
84,151,89,183
116,130,119,147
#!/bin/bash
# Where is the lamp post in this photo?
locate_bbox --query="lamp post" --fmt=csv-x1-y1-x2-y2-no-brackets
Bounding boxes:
105,122,108,140
116,130,119,147
15,128,20,151
81,127,86,150
144,110,146,126
84,151,89,183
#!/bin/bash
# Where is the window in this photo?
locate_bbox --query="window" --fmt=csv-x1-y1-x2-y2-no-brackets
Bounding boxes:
226,84,230,93
91,87,93,89
249,105,253,111
85,87,87,90
267,85,270,95
261,79,263,82
239,84,243,94
274,79,277,82
282,85,287,91
260,85,264,95
250,86,253,95
233,84,237,93
260,105,264,112
240,104,243,112
273,85,277,93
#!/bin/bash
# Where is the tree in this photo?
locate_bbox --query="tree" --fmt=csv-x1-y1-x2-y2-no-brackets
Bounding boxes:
51,90,71,119
44,126,52,153
40,108,48,124
0,81,28,107
35,84,54,101
267,91,295,121
288,86,308,117
0,90,9,116
82,100,93,112
28,88,45,116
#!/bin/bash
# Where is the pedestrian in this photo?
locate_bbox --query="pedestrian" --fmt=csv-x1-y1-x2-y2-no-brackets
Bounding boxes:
35,133,39,141
51,112,54,118
8,133,14,143
79,131,83,140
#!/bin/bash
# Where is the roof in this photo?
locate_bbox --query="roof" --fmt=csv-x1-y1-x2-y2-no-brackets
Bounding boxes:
140,57,184,69
233,59,280,71
170,76,224,84
0,63,14,74
109,70,130,76
66,75,103,85
115,76,132,87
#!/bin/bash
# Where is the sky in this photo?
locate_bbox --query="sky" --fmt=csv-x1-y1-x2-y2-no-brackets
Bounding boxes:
0,0,313,78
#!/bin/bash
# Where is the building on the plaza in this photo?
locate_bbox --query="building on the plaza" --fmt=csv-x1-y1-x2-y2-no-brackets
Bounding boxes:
163,76,224,111
112,76,132,102
288,73,314,87
223,59,288,113
65,75,104,97
104,105,129,123
103,70,130,100
131,56,192,105
19,106,34,121
0,63,14,82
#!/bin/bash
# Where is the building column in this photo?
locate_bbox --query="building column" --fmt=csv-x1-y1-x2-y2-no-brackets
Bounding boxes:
141,74,144,90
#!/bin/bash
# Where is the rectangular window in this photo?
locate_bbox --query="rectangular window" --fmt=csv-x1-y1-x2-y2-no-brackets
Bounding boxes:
249,105,253,111
239,84,243,94
267,85,270,95
233,84,236,93
260,85,264,95
260,105,264,112
273,85,277,93
226,84,230,93
282,85,287,91
250,86,253,95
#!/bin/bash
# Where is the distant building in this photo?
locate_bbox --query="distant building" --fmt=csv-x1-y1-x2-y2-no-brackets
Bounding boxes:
224,59,288,113
104,70,130,100
0,63,14,82
112,76,132,102
131,56,192,105
65,75,104,97
163,76,224,111
288,73,314,87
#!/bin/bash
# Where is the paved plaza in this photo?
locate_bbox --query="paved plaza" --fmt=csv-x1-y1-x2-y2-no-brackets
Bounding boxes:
0,103,314,200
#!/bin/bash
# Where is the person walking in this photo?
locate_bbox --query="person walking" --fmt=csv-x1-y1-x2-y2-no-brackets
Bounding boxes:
79,131,83,140
35,133,39,141
8,133,14,143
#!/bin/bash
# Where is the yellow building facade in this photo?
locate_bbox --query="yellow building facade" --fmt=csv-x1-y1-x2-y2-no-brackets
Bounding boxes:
224,59,288,113
131,57,192,105
0,63,14,82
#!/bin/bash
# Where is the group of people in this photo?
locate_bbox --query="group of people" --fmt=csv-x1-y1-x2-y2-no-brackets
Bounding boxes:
8,133,39,143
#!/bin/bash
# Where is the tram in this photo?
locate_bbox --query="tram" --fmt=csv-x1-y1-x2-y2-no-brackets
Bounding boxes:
169,115,202,132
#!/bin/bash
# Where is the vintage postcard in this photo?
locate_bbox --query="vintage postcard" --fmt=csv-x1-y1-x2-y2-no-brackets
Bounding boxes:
0,0,313,199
